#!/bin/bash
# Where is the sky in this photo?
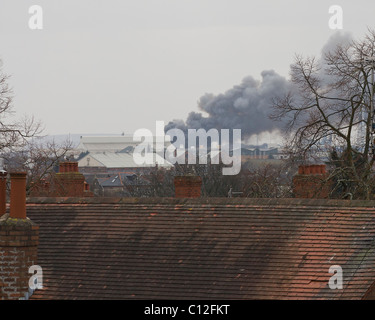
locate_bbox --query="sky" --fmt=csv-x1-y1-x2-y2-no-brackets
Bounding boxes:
1,0,375,144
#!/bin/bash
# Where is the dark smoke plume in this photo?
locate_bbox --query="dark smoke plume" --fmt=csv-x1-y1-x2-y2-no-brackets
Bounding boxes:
165,32,353,141
165,70,291,140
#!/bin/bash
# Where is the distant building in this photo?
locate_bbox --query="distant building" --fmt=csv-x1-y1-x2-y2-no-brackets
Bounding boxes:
75,135,173,175
272,152,290,160
91,172,152,197
241,147,278,159
76,135,172,154
78,151,173,174
76,135,139,153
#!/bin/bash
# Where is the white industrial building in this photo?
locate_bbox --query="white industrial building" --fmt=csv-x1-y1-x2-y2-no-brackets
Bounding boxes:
75,135,173,173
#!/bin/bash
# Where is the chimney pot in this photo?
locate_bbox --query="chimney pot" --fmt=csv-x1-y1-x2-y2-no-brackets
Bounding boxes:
9,172,27,219
0,170,7,216
59,162,65,173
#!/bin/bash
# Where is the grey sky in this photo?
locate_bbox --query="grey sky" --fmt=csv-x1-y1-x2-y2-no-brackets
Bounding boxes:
0,0,375,139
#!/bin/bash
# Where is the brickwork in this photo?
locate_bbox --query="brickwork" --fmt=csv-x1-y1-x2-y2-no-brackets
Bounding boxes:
29,179,50,197
0,170,39,300
0,219,39,300
55,172,86,197
174,175,202,198
293,165,331,199
37,162,94,197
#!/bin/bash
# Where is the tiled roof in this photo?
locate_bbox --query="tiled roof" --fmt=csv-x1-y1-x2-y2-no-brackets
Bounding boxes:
99,174,124,187
97,172,143,187
26,197,375,300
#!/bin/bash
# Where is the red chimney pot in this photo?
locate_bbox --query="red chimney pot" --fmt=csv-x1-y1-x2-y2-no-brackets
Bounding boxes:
0,171,7,216
9,172,27,219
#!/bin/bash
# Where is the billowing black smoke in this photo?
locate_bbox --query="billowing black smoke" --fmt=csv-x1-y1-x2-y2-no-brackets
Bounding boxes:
165,70,292,140
165,32,353,142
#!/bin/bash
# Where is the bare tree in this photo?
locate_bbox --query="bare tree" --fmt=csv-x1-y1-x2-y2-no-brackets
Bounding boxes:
3,138,74,195
242,162,294,198
271,29,375,200
0,59,74,195
0,61,42,152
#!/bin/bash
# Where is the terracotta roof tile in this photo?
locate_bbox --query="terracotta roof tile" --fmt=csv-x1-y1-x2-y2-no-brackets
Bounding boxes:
25,197,375,300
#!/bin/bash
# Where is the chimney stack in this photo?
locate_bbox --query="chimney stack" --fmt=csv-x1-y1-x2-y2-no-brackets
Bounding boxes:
174,175,202,198
55,161,92,197
293,164,331,199
0,171,39,300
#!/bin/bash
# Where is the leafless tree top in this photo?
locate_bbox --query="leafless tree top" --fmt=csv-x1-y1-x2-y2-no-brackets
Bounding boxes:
271,29,375,199
0,60,43,153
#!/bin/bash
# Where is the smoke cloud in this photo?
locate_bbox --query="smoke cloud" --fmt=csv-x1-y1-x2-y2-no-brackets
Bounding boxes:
321,31,352,57
166,70,291,140
165,32,353,141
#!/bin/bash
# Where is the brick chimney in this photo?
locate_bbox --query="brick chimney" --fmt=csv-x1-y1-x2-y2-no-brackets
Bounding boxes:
293,165,330,199
174,175,202,198
0,172,39,300
55,161,93,197
0,170,7,217
29,179,50,197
